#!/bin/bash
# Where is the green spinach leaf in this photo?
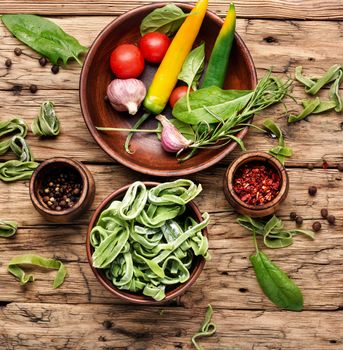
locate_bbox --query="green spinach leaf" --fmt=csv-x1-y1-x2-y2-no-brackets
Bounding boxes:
172,86,253,125
140,4,187,36
250,249,304,311
178,43,205,90
2,14,88,65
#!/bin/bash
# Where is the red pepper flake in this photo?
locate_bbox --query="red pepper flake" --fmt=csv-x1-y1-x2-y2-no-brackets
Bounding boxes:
322,161,329,170
233,162,281,206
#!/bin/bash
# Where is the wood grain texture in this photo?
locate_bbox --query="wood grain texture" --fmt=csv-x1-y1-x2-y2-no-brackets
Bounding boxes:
1,2,343,348
0,18,342,166
1,0,343,19
1,166,342,309
1,303,343,349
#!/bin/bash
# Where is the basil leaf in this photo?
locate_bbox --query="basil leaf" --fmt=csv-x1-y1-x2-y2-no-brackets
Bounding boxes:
173,86,253,125
250,251,304,311
178,43,205,90
2,14,88,65
140,4,187,36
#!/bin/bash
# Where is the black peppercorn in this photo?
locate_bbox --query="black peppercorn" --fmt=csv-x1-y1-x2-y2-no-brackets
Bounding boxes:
104,95,109,102
338,164,343,172
14,47,22,56
308,186,317,196
327,215,336,225
307,163,314,170
103,320,112,329
5,58,12,68
29,84,38,93
312,221,321,232
290,211,297,221
39,57,48,66
295,216,303,225
51,64,59,74
321,208,328,218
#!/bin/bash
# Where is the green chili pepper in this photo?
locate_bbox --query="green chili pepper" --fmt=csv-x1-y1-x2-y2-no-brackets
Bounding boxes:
250,230,304,311
0,220,18,238
8,254,67,288
201,3,236,88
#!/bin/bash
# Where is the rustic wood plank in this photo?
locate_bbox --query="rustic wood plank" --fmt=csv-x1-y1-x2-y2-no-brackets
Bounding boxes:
1,18,342,90
1,0,343,20
1,303,342,349
1,86,342,166
0,166,342,309
1,18,342,166
1,165,343,226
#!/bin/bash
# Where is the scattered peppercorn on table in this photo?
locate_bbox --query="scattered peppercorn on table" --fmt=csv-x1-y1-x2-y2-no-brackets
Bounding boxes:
1,1,343,349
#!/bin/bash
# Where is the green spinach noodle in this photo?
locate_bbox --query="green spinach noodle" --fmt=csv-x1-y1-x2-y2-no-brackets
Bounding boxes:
90,179,210,301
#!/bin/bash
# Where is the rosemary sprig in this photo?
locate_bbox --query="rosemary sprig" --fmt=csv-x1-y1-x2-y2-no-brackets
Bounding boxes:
178,72,292,161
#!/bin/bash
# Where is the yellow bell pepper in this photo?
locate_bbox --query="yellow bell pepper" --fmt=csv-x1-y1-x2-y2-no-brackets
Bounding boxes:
143,0,208,114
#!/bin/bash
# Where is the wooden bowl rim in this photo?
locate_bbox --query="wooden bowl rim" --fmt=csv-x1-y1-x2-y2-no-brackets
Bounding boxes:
86,181,208,304
29,157,90,216
224,151,289,211
79,2,257,177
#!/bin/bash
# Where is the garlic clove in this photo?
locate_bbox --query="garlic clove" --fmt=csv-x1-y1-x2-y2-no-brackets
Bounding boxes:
156,115,192,153
107,79,146,115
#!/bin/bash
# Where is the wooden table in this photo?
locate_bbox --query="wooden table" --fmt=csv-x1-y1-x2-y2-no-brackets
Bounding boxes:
1,1,343,349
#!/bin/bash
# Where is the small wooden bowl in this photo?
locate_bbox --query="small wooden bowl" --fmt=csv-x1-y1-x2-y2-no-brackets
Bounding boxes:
30,157,95,223
86,182,208,304
80,2,257,176
223,152,289,217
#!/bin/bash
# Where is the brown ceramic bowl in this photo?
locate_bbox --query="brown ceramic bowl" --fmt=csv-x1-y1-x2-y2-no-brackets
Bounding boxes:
86,181,208,304
224,152,289,217
30,157,95,223
80,2,257,176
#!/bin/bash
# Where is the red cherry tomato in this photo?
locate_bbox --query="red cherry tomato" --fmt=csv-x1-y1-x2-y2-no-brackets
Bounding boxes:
110,44,145,79
139,32,171,64
169,86,193,108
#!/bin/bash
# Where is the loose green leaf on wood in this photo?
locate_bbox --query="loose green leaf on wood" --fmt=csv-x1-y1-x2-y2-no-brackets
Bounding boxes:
140,4,187,36
250,249,304,311
2,14,88,65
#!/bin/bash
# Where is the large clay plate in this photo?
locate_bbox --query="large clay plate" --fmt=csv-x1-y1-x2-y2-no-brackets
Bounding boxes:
80,2,257,176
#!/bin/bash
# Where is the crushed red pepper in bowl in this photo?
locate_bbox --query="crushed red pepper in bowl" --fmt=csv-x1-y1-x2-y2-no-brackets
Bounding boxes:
224,151,289,218
233,162,281,206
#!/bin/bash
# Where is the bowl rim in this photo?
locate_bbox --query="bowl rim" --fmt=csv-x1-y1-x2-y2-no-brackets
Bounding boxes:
224,151,289,211
79,2,257,177
86,181,208,304
29,157,90,216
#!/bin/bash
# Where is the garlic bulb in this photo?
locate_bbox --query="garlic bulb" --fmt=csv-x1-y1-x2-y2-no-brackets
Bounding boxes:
156,115,192,153
107,79,146,115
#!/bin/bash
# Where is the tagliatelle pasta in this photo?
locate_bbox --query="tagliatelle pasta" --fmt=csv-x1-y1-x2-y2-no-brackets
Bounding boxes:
90,180,210,301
